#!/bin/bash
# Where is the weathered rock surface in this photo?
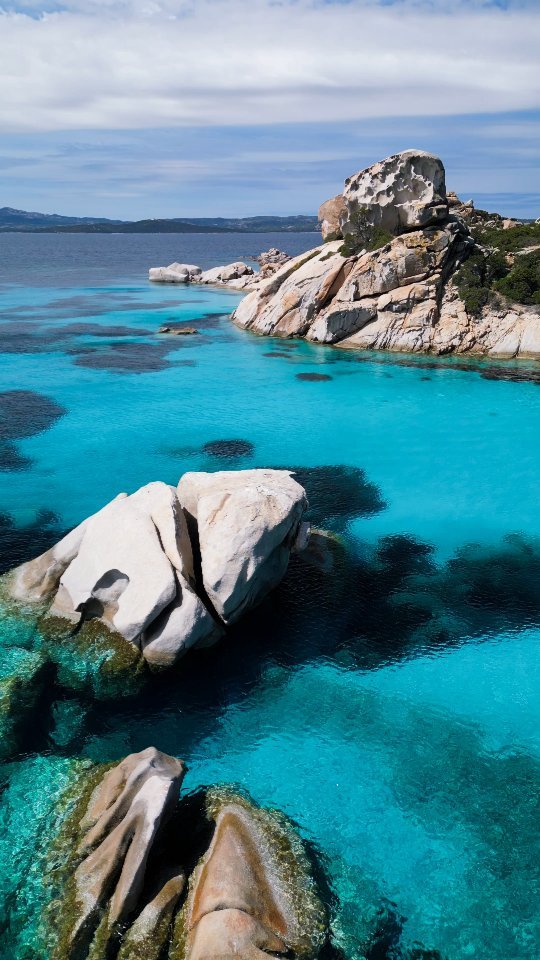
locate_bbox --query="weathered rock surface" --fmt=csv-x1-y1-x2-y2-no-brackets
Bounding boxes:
199,261,254,284
7,470,309,670
184,798,324,960
149,263,202,283
178,469,308,623
257,247,291,277
50,751,326,960
7,482,218,667
342,149,448,236
70,748,185,953
231,150,540,359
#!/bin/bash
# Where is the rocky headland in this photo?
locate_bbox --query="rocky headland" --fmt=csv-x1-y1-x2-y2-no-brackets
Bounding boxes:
231,150,540,360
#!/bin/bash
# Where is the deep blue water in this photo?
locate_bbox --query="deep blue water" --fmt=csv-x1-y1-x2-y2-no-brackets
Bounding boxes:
0,233,539,960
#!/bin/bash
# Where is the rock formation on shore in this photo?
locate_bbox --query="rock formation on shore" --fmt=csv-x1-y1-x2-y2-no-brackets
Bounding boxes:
48,747,327,960
149,260,258,291
231,150,540,359
4,470,308,672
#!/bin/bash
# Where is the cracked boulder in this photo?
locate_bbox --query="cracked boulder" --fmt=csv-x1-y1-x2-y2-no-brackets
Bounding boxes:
178,468,309,624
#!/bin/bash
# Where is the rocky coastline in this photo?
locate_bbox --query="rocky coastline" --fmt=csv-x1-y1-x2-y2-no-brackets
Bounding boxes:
229,150,540,360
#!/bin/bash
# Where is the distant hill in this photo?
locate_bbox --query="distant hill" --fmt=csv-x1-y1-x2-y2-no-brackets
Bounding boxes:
0,206,123,229
0,208,319,233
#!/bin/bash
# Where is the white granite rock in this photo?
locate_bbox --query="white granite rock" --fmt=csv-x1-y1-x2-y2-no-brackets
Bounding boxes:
199,262,254,284
178,469,308,624
140,573,223,669
149,263,202,283
342,149,448,235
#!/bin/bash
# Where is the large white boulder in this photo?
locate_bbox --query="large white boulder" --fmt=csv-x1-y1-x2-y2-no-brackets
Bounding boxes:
178,469,308,624
342,149,448,235
8,481,218,666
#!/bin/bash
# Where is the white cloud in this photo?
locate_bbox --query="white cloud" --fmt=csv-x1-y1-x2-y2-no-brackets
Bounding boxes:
0,0,538,133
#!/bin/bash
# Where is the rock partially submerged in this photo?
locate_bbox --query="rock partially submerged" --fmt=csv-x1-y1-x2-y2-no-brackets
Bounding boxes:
149,263,202,283
149,260,257,290
159,325,199,335
5,470,309,671
233,149,540,359
49,749,327,960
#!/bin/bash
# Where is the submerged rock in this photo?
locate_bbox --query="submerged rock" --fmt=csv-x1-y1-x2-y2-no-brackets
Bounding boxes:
159,325,199,335
232,149,540,359
47,749,326,960
178,469,308,624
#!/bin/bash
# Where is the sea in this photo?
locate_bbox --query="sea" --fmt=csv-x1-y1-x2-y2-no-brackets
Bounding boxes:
0,231,539,960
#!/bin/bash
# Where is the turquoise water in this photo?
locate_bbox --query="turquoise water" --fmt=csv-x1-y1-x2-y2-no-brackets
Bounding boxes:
0,233,539,959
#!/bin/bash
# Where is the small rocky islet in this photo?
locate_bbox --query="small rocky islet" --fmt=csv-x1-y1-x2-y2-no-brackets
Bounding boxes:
151,149,540,362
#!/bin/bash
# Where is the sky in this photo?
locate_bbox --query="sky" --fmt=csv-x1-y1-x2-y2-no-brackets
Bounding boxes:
0,0,539,219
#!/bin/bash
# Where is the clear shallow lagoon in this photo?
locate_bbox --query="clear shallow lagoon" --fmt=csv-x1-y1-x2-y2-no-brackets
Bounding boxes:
0,233,539,959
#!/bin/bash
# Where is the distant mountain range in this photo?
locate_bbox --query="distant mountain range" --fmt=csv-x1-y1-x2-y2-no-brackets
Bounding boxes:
0,207,319,234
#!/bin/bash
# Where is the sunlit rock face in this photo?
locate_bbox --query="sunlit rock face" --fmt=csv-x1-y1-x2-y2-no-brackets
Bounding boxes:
342,149,448,235
231,149,540,358
177,469,309,624
47,749,327,960
318,194,347,241
4,470,309,671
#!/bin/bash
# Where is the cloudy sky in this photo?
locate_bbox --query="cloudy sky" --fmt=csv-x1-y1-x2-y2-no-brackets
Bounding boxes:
1,0,539,218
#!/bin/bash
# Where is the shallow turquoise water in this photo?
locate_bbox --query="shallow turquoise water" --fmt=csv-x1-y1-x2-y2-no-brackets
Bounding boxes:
0,234,539,959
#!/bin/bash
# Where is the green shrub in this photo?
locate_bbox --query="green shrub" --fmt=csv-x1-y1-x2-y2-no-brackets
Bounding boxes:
453,249,508,316
339,207,394,257
494,249,540,305
473,221,540,254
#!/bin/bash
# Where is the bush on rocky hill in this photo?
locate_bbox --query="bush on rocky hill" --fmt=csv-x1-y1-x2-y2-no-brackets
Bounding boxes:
339,208,394,257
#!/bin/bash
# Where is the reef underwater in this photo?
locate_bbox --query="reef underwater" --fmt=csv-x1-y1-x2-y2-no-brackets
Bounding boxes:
0,165,539,960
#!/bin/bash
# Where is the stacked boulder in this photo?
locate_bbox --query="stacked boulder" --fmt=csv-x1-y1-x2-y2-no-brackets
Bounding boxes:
232,150,540,359
258,247,291,277
7,470,308,671
49,747,327,960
